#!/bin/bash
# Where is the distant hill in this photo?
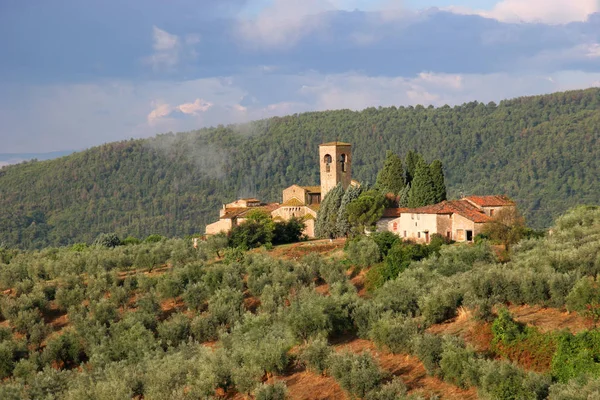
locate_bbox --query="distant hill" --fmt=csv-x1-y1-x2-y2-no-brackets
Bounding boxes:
0,88,599,249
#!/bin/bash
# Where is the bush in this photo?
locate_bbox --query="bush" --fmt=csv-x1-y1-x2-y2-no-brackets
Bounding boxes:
491,308,526,345
551,330,600,383
365,377,409,400
190,314,219,343
157,313,191,349
254,382,288,400
565,276,599,313
94,233,121,248
208,287,244,326
369,313,419,354
382,241,430,281
145,234,165,243
412,333,443,376
549,377,600,400
298,337,332,374
183,282,209,311
419,286,463,325
328,351,384,398
351,300,384,339
286,289,331,341
370,231,400,259
346,236,381,269
41,331,85,368
479,360,550,400
439,336,481,389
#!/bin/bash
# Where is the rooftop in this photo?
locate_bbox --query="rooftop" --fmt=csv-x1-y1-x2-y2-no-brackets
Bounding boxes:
320,141,352,147
301,186,321,193
402,200,492,223
463,195,515,207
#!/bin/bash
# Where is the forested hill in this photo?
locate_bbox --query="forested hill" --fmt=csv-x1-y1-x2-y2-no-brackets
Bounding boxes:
1,88,599,249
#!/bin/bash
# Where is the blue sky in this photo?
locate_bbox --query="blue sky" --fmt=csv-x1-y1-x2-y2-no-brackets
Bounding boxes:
0,0,599,155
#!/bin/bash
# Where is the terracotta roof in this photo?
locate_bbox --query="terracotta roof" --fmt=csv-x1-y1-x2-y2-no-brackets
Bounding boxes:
282,198,305,207
301,186,321,193
221,203,281,220
463,195,515,207
382,208,409,218
308,204,321,212
320,141,351,146
240,198,260,202
401,200,492,223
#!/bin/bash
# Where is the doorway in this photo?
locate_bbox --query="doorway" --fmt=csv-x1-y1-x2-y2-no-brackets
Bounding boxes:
466,230,473,242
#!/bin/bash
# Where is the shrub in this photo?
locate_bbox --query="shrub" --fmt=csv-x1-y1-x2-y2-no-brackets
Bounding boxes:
479,360,550,400
365,377,409,400
419,286,463,325
370,231,400,259
156,273,185,300
298,337,332,374
551,330,600,383
94,233,121,248
122,236,141,246
548,377,600,400
286,289,331,341
328,351,384,398
157,313,191,349
439,336,481,389
565,276,599,313
183,282,209,311
412,333,444,376
254,382,288,400
369,313,419,354
208,287,244,326
190,314,219,343
382,241,430,281
491,308,526,345
346,236,381,269
41,331,85,368
145,234,164,243
351,300,384,339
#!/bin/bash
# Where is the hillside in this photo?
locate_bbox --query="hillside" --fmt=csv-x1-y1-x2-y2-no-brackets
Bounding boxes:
0,206,599,399
1,88,599,249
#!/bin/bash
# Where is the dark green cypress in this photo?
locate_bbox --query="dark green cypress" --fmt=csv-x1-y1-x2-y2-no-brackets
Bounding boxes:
408,159,437,208
430,160,447,203
375,151,405,195
405,151,423,186
336,184,363,237
315,183,345,239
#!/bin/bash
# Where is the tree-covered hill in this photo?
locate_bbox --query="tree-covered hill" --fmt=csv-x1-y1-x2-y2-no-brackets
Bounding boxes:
1,88,599,249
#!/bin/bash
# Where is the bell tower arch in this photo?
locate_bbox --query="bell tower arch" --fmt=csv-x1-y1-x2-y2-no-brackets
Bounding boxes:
319,142,352,198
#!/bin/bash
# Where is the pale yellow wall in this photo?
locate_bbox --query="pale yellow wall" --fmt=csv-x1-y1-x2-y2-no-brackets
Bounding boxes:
389,213,439,243
282,185,308,205
437,214,453,240
480,205,515,217
205,219,234,235
451,214,478,242
319,144,352,198
271,206,317,238
303,219,315,238
377,218,395,232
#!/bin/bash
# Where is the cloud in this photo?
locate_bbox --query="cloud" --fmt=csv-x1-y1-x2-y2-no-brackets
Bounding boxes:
145,26,201,71
448,0,600,24
236,0,336,48
177,99,214,115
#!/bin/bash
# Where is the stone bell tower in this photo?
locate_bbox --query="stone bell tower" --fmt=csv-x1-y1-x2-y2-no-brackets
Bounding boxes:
319,142,352,198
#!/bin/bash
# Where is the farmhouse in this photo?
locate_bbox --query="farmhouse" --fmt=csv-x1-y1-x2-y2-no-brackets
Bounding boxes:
205,141,355,238
385,195,515,243
205,141,514,242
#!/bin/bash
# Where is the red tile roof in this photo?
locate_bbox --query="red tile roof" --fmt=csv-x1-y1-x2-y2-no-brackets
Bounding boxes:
221,203,281,220
402,200,492,223
463,195,515,207
382,208,409,218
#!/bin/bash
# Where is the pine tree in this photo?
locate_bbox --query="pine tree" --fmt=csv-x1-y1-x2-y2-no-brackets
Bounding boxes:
430,160,447,203
336,185,363,237
398,184,410,207
315,183,345,239
375,151,405,195
408,159,437,208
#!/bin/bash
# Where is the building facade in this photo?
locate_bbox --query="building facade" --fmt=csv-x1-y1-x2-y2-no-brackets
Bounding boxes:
385,196,515,243
205,142,353,238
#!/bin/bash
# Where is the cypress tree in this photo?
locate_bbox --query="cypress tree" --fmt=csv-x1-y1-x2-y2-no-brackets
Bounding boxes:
336,184,363,237
315,183,345,239
405,151,423,186
375,151,405,195
430,160,447,203
398,184,410,207
408,159,437,208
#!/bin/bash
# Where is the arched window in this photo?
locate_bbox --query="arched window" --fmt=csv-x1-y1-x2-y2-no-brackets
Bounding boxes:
340,154,347,172
324,154,332,172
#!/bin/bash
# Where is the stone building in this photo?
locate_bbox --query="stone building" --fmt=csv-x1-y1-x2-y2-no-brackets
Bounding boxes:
205,142,354,238
385,195,515,243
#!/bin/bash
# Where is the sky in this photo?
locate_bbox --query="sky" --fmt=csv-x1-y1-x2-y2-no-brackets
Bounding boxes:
0,0,599,154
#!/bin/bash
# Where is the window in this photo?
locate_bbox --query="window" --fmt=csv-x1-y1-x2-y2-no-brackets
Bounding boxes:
340,154,347,172
404,231,407,238
324,154,332,172
411,214,415,220
446,231,451,239
490,209,495,217
418,232,421,239
393,222,398,231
